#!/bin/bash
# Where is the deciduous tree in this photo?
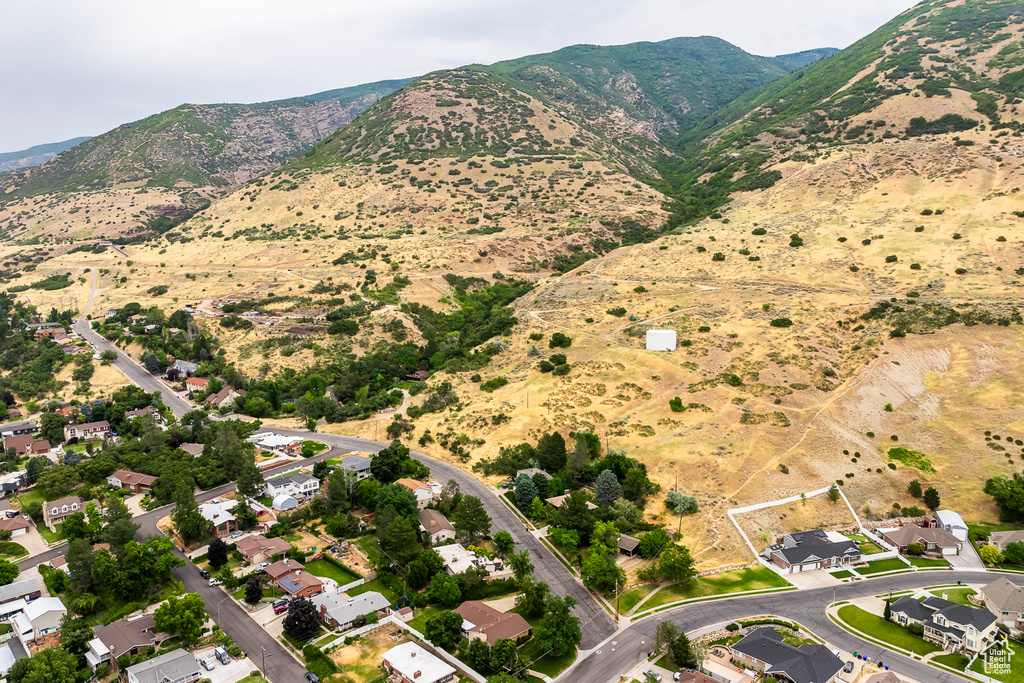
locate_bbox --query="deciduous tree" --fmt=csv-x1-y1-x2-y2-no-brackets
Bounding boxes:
283,596,319,641
534,595,581,657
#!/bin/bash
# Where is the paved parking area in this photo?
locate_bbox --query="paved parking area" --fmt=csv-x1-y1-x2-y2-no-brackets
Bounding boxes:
192,648,257,683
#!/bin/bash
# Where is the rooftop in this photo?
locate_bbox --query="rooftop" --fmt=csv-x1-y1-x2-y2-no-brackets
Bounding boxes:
383,642,455,683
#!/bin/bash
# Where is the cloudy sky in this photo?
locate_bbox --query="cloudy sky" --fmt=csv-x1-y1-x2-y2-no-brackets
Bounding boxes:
2,0,920,152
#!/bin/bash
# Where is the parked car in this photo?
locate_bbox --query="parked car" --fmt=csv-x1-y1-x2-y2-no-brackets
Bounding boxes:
254,562,270,573
198,569,210,579
844,662,854,673
274,602,289,614
304,673,319,683
200,657,215,672
231,530,244,539
214,647,230,665
642,670,662,683
5,510,20,518
209,578,222,587
673,674,681,682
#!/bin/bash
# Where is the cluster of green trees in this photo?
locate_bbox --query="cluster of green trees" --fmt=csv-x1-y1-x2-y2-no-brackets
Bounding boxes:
94,303,218,376
984,473,1024,523
0,298,79,402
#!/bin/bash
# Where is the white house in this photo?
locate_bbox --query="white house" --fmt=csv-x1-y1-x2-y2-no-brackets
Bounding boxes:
645,329,677,351
419,509,455,545
264,473,319,499
396,478,435,510
339,454,373,481
125,648,201,683
13,596,66,647
312,591,391,630
249,433,304,454
199,500,238,537
382,642,455,683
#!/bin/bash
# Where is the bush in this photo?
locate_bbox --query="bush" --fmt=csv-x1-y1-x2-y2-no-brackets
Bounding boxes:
885,255,897,263
724,374,742,386
480,377,509,393
770,318,793,328
606,307,627,317
726,623,740,632
537,360,554,373
789,234,804,247
712,252,725,262
669,397,685,412
552,364,571,376
752,228,767,236
549,354,567,366
549,333,572,348
910,263,921,270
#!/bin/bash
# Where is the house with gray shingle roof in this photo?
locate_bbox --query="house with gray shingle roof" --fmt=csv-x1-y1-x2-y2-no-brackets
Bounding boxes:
731,628,844,683
981,577,1024,633
891,594,998,654
125,648,200,683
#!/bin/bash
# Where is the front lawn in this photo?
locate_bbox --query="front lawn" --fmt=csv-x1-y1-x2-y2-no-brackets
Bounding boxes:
835,605,940,655
641,567,791,611
908,557,949,568
854,558,908,575
302,440,328,454
520,638,576,678
928,587,976,605
0,542,28,558
932,652,969,670
304,558,361,585
831,570,853,580
617,583,658,614
37,524,66,544
969,640,1024,682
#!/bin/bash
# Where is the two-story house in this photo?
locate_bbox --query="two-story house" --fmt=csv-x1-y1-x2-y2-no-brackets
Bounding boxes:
106,470,158,494
339,454,373,480
419,509,455,545
396,478,435,510
890,595,998,653
264,473,319,499
125,648,201,683
42,496,85,531
263,559,323,598
63,420,111,442
85,614,168,670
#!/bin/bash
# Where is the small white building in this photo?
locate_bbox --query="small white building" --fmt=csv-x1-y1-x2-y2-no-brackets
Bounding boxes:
13,596,66,646
272,494,299,512
645,329,677,351
934,510,969,542
382,642,455,683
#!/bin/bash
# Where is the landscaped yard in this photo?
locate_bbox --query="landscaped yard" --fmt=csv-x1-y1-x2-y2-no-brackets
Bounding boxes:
835,605,941,655
347,578,399,604
854,558,908,575
37,524,66,544
406,606,442,635
908,557,949,568
0,541,28,558
640,567,792,612
520,638,576,678
831,570,853,580
932,652,969,670
969,640,1024,682
847,534,886,555
617,583,658,614
928,587,976,605
305,558,361,585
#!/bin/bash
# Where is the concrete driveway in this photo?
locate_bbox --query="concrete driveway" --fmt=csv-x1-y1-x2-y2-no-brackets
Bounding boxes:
193,648,257,683
17,526,52,558
948,543,984,569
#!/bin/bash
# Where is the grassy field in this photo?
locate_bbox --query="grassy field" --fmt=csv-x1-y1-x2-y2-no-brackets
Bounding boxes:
835,605,941,655
855,558,908,575
927,587,976,605
640,567,792,612
304,558,361,585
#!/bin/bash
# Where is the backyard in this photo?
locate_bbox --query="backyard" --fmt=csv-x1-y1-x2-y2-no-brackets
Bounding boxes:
847,534,886,555
639,567,792,612
305,558,362,585
835,605,941,655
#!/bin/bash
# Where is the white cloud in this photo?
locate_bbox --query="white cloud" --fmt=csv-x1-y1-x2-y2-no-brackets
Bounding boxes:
0,0,919,151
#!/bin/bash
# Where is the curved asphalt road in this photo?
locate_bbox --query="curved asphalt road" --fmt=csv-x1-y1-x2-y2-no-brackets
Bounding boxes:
59,285,1023,683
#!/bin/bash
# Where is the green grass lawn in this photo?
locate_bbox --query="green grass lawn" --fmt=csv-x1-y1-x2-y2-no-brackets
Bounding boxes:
347,578,399,604
314,633,338,648
37,524,66,544
855,558,909,575
641,567,791,611
831,570,854,579
932,652,969,671
303,440,328,454
908,557,949,568
0,541,28,558
198,556,242,574
835,605,941,655
407,606,442,634
617,583,658,614
519,638,576,678
304,559,361,585
355,536,381,566
858,540,886,555
927,587,976,605
969,641,1024,682
232,585,277,601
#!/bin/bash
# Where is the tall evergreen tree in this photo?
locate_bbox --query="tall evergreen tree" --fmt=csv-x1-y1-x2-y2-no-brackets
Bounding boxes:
594,469,622,507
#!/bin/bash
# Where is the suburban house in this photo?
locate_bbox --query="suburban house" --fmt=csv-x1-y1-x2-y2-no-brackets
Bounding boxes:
339,454,373,480
86,614,167,669
249,433,304,454
198,500,237,537
980,577,1024,633
178,443,204,458
764,530,863,573
125,648,201,683
0,516,31,538
106,470,157,493
0,421,38,437
406,370,430,382
731,628,844,683
312,591,390,630
264,559,323,598
419,509,456,545
264,473,320,499
2,434,50,457
674,674,719,683
42,496,85,530
882,525,962,556
923,510,969,542
124,406,163,425
436,544,509,579
169,360,198,377
396,478,436,510
0,470,26,498
184,377,208,392
382,642,455,683
205,387,245,410
618,533,641,557
453,601,531,646
34,327,66,339
12,597,66,647
890,595,998,653
234,534,292,564
987,530,1024,552
0,579,41,606
105,309,119,319
545,492,598,511
63,420,111,442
